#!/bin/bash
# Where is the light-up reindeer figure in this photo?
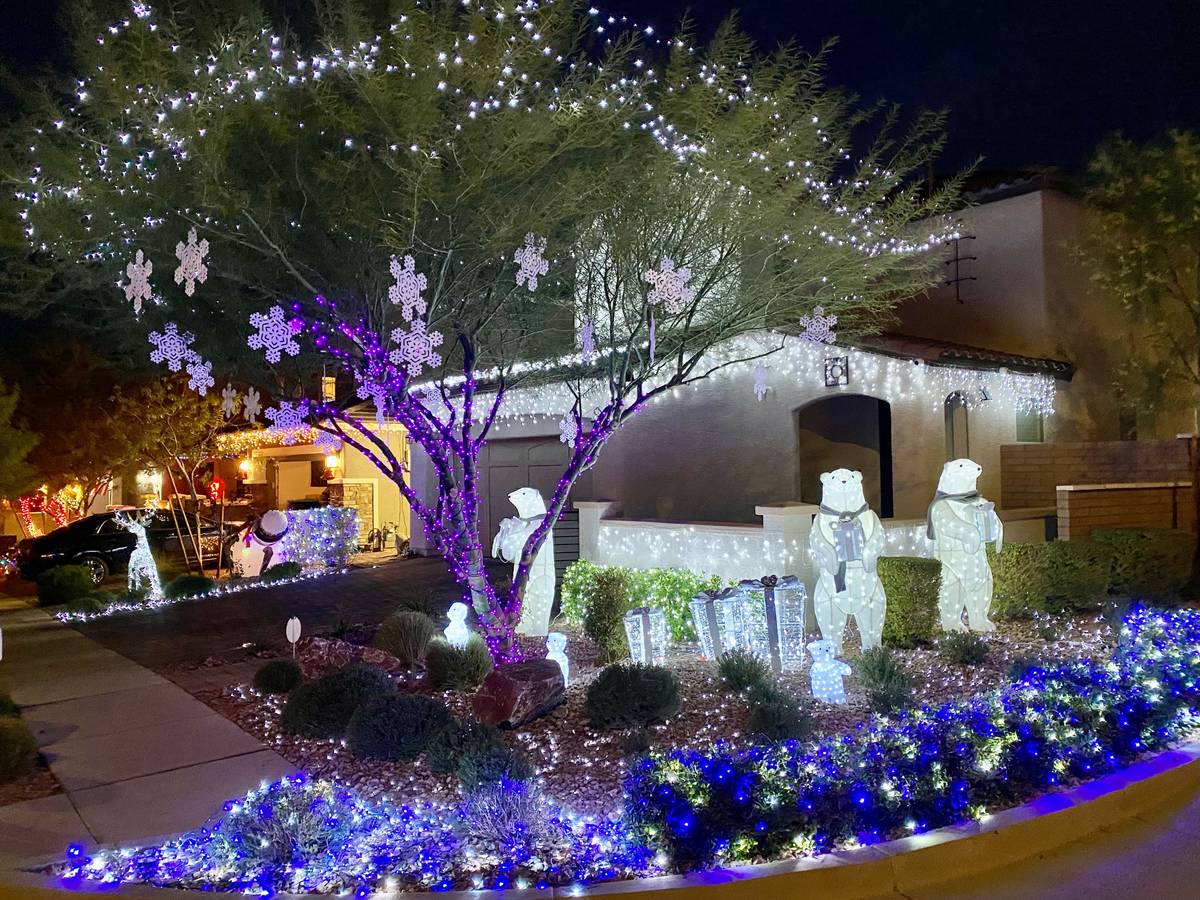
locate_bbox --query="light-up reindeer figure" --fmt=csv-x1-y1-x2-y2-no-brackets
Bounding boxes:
114,510,164,601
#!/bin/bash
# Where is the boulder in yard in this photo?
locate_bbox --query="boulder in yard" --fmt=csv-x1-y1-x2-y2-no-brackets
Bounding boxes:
471,658,566,728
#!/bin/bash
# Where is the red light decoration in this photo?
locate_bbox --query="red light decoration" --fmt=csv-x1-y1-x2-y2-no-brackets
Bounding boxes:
208,478,225,502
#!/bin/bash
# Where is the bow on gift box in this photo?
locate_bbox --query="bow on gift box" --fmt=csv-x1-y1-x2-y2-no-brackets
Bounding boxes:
741,574,804,674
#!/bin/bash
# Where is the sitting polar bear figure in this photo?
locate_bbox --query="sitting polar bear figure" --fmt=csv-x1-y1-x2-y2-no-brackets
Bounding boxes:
928,458,1004,632
810,469,887,653
491,486,555,636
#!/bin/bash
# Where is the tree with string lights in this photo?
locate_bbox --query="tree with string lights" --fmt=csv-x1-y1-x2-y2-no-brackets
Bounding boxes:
15,0,960,660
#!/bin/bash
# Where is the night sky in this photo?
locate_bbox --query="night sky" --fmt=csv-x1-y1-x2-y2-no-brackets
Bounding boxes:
1,0,1197,174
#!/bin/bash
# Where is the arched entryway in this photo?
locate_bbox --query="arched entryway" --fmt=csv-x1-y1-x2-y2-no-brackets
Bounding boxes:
794,395,894,517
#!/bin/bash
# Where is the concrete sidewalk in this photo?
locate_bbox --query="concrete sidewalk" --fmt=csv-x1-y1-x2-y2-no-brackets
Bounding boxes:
0,607,293,867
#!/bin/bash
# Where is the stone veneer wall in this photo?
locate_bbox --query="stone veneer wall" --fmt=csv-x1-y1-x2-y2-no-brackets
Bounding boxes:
328,482,373,539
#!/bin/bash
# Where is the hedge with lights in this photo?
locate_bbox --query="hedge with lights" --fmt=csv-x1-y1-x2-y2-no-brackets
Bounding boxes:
624,605,1200,871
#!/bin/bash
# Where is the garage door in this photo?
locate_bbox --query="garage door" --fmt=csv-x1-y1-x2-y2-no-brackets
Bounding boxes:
480,437,591,578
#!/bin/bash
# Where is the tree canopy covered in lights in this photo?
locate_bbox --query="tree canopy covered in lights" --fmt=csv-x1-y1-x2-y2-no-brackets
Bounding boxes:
17,0,962,660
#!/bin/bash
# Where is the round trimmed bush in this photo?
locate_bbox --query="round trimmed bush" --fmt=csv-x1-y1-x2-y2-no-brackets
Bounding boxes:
425,636,493,691
261,561,304,583
280,664,394,738
254,659,302,694
717,649,771,693
0,718,37,783
0,694,18,717
456,740,534,789
346,693,452,761
66,593,108,615
585,663,680,729
746,700,813,743
164,573,215,600
938,631,989,665
37,565,94,606
372,610,438,667
425,719,505,775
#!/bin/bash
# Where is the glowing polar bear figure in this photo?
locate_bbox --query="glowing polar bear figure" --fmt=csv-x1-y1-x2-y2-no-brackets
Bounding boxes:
928,458,1004,632
810,468,887,654
491,487,555,636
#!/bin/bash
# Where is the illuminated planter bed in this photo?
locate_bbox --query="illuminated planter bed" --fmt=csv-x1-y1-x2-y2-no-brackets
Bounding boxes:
21,607,1200,897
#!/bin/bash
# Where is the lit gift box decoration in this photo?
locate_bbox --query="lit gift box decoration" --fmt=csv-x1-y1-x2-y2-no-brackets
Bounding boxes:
690,577,808,673
624,606,668,666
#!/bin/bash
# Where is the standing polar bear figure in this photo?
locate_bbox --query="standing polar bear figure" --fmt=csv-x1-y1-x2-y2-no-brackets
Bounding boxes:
928,458,1003,632
491,487,556,636
810,469,887,653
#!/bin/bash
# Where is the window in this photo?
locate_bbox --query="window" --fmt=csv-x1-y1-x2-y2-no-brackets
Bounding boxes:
1015,408,1044,442
944,392,970,459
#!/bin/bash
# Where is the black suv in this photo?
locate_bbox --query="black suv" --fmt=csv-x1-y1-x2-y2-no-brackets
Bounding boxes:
14,509,239,585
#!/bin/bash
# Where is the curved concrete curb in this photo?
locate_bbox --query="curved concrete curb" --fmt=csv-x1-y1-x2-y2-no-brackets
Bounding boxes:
4,740,1199,899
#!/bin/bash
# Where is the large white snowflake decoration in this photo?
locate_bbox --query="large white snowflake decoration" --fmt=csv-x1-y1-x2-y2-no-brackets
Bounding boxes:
314,429,343,454
644,257,694,314
558,414,579,449
248,305,302,363
220,383,239,419
355,377,389,427
243,387,262,423
148,322,198,372
123,249,153,314
389,318,444,377
264,401,307,444
798,306,838,344
173,228,209,297
514,232,549,292
186,357,215,396
387,255,428,322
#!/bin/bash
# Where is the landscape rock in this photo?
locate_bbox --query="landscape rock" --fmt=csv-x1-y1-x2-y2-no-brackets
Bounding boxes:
471,658,566,728
296,636,407,679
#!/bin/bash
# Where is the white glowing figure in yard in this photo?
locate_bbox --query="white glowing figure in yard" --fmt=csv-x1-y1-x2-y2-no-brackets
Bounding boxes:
807,639,850,704
491,487,555,636
445,602,471,649
114,510,163,601
810,469,887,653
546,632,569,686
928,458,1003,632
231,510,290,578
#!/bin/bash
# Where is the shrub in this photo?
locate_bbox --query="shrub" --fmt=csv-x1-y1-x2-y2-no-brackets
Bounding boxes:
1092,528,1193,600
456,741,534,789
855,647,913,714
717,649,771,693
163,573,215,599
67,593,109,615
460,779,552,845
1007,655,1045,682
0,694,18,717
0,718,37,783
254,659,302,694
425,636,493,691
878,557,940,647
395,588,444,619
1033,613,1060,642
372,610,438,667
746,700,814,743
36,565,94,606
346,694,452,761
621,728,652,757
280,664,394,738
938,631,989,665
261,561,304,583
562,560,723,642
583,569,631,662
989,542,1112,618
425,719,506,775
585,663,680,729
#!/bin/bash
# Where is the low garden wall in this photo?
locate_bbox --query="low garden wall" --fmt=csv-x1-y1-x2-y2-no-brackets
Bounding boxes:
1057,481,1195,542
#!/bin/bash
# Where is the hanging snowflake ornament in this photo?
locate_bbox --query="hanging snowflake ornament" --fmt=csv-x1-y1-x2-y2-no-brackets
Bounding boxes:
186,357,215,396
514,232,549,292
264,401,307,444
753,362,768,402
387,255,428,322
123,249,153,314
248,305,302,363
558,413,579,449
173,227,209,297
148,322,198,372
220,383,239,419
644,257,694,314
580,319,595,364
798,306,838,344
314,429,343,454
389,318,444,377
242,387,262,423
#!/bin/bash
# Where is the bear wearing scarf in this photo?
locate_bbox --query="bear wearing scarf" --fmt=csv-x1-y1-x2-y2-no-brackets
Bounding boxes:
810,469,887,653
928,458,1003,632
